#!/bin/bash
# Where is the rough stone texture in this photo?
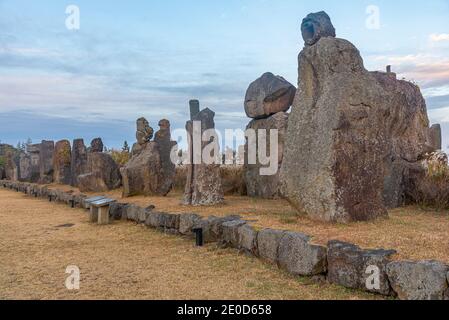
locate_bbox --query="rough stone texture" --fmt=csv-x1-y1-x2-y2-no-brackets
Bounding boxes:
244,112,289,199
132,118,154,156
146,212,180,232
327,241,396,295
428,124,442,151
179,213,201,235
154,119,177,195
78,152,121,192
220,220,247,248
301,11,336,46
4,152,18,181
39,140,54,184
71,139,88,187
192,215,241,243
244,72,296,119
386,260,449,300
238,224,258,255
278,232,327,276
183,106,224,206
257,229,286,263
121,142,164,197
19,153,32,182
372,71,434,209
27,144,41,182
89,138,104,153
53,140,72,185
281,33,433,222
0,166,4,180
189,100,200,120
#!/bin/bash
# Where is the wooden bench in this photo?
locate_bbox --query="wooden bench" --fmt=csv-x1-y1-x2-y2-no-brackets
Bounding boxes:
89,198,117,225
83,196,107,209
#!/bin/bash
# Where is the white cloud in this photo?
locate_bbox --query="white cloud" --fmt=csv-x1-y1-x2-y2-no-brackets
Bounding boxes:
430,33,449,42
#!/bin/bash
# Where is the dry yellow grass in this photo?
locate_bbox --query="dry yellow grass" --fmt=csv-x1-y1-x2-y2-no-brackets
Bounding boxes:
0,189,378,300
44,184,449,263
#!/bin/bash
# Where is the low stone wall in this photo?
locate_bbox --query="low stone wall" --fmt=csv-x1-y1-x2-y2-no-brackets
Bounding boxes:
2,179,449,300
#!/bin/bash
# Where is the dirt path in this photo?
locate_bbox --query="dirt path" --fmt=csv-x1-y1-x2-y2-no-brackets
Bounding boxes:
0,189,378,300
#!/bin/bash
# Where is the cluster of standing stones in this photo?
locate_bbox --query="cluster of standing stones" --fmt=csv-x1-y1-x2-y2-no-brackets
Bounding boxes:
2,178,449,300
1,137,121,193
0,11,448,300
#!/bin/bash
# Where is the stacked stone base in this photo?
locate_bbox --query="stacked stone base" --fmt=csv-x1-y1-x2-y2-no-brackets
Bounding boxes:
1,179,449,300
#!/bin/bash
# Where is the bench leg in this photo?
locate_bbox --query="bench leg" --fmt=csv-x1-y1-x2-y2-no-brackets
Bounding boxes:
97,206,110,225
89,207,99,223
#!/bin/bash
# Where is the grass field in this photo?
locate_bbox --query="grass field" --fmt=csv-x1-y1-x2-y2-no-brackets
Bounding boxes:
48,184,449,264
0,189,380,300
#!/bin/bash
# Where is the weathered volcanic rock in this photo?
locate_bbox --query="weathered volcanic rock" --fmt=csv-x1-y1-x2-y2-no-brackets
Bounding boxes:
327,241,396,295
121,142,164,197
428,124,442,151
78,152,121,192
244,72,296,119
4,152,18,181
386,260,449,300
238,224,258,255
301,11,336,46
70,139,88,187
154,119,177,195
278,232,327,276
53,140,72,185
244,112,288,199
132,117,154,156
39,140,54,184
281,30,434,222
257,229,286,264
183,105,224,206
27,144,41,182
89,138,104,153
179,213,201,236
371,71,435,208
19,153,32,182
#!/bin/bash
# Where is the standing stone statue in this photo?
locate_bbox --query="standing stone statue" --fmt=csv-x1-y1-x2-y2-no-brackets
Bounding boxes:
28,144,41,182
70,139,88,187
154,119,178,195
281,12,436,223
183,101,224,206
132,118,154,156
53,140,72,185
121,117,170,197
4,151,18,181
89,138,104,153
39,140,54,184
19,153,32,182
78,151,121,192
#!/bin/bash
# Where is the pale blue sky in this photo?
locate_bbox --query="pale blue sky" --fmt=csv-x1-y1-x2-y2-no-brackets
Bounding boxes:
1,0,449,150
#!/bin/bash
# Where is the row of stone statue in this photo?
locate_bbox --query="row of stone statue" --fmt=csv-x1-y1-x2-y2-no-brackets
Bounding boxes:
1,137,121,192
1,11,446,223
1,108,226,207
